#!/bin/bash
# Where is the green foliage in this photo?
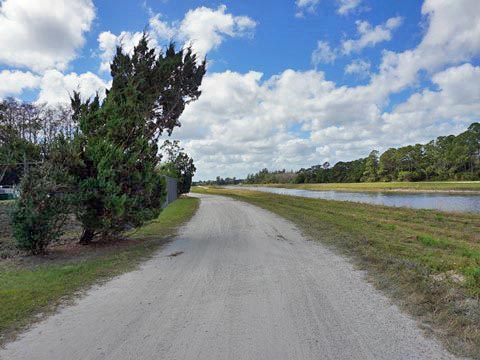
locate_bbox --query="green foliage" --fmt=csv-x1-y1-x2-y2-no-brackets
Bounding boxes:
468,267,480,287
416,235,451,249
66,35,205,243
243,168,296,184
11,164,72,254
159,140,196,194
7,33,205,249
361,150,379,182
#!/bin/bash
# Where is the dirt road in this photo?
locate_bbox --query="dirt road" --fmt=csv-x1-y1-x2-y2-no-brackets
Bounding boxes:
0,194,456,359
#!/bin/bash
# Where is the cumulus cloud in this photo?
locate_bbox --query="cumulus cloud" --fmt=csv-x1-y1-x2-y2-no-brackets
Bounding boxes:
36,70,109,104
297,0,362,17
295,0,321,17
312,41,337,66
371,0,480,95
312,16,402,65
0,0,95,72
0,69,109,105
176,68,382,179
98,4,256,70
98,32,119,73
337,0,362,15
341,17,403,54
344,59,371,78
381,63,480,142
0,71,40,99
149,14,177,40
177,5,256,58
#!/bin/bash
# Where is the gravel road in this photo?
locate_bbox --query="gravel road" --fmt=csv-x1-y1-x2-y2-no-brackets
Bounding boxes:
1,194,457,360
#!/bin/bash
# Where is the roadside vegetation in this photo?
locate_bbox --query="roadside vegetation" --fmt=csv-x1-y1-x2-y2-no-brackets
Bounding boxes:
194,186,480,358
1,34,204,254
243,181,480,193
0,34,205,344
0,196,199,344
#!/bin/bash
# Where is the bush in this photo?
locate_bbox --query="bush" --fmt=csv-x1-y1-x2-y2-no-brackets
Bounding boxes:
11,164,72,254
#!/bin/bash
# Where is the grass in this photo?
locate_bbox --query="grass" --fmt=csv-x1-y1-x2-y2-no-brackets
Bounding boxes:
193,186,480,358
243,181,480,193
0,196,199,344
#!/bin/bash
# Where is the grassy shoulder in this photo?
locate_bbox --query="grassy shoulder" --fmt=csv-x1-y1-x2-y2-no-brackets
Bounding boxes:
242,181,480,193
193,186,480,358
0,196,199,344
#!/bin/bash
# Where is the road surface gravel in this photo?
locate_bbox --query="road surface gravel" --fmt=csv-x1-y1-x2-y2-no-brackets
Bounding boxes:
0,194,457,359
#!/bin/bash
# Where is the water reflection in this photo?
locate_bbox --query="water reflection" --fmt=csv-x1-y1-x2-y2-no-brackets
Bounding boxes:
236,187,480,214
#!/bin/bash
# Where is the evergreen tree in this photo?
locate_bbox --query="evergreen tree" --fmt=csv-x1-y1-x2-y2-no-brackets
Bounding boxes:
69,35,205,244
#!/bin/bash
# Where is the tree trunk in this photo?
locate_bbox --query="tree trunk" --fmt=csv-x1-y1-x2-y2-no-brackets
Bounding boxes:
79,228,95,245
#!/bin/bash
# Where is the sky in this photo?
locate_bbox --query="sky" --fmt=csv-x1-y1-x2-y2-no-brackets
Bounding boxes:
0,0,480,180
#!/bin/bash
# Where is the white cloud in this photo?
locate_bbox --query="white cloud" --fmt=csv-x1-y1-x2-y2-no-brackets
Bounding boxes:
177,68,382,179
345,59,371,78
98,5,256,69
98,32,119,73
179,0,480,180
0,0,95,72
371,0,480,95
97,31,159,73
381,64,480,142
179,5,256,58
0,70,109,105
341,17,403,55
0,71,40,99
149,14,177,40
337,0,362,15
312,16,402,66
312,41,337,66
295,0,321,17
36,70,109,104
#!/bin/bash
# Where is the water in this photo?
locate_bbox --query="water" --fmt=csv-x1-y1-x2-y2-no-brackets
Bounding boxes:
235,186,480,214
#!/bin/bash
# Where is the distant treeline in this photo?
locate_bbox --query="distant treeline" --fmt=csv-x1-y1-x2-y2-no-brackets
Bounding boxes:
240,122,480,184
195,176,243,186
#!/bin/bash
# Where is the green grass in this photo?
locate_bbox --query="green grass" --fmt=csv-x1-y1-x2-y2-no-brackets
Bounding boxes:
0,197,199,343
243,181,480,193
193,186,480,358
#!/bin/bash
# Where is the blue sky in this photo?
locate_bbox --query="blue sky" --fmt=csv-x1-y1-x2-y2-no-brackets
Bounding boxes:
84,0,422,82
1,0,479,179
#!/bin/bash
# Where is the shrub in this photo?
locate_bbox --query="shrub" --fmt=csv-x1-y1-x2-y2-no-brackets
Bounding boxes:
11,163,72,254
